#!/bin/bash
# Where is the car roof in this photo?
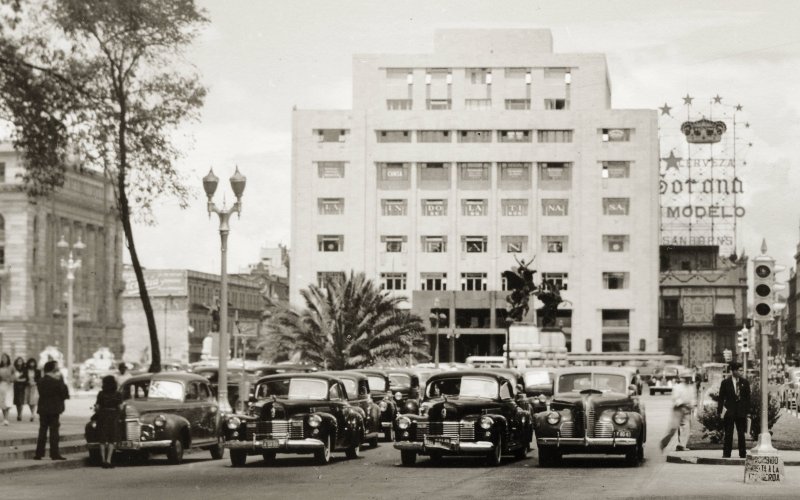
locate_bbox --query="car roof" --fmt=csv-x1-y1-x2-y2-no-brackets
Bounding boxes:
255,372,341,385
150,372,210,383
426,370,509,383
321,371,369,382
384,368,419,376
550,367,633,377
353,368,389,377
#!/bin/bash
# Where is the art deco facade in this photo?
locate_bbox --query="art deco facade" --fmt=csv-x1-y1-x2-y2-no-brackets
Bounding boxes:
291,30,660,360
0,142,124,361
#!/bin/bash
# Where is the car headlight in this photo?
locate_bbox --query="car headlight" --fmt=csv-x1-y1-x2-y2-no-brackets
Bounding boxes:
379,401,388,412
394,392,403,401
226,416,241,430
613,412,628,425
308,414,322,428
397,416,411,430
154,414,167,428
479,416,494,430
538,395,547,404
546,412,561,425
420,404,430,417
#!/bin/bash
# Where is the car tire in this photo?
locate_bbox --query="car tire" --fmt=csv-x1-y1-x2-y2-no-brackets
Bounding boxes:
649,389,655,396
400,450,416,466
167,439,184,465
429,451,442,463
368,436,379,448
88,448,102,466
209,440,224,460
230,450,247,467
384,426,394,442
626,442,643,466
538,446,559,467
315,433,332,465
514,443,528,460
486,435,502,466
262,451,276,464
345,440,361,459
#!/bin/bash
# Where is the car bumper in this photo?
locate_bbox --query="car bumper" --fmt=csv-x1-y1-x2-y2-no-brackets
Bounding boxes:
381,422,392,429
393,440,494,454
88,440,173,450
537,437,637,447
224,438,325,452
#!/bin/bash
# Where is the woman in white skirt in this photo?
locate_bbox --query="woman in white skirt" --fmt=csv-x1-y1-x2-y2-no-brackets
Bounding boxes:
21,358,41,420
0,353,13,425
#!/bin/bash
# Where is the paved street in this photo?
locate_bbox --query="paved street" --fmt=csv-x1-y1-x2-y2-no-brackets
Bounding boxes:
2,395,799,499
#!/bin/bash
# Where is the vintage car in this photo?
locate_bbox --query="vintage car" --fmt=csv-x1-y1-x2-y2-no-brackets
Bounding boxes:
355,369,399,440
393,370,533,466
522,368,554,413
325,371,382,447
84,373,224,465
649,365,683,395
533,367,645,467
486,368,536,414
222,373,365,466
386,368,422,414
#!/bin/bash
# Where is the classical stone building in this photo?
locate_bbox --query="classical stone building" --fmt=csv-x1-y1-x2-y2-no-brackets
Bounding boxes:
0,142,124,362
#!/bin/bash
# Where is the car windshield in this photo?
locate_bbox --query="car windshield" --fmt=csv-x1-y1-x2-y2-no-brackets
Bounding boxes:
121,381,149,400
147,380,184,401
366,376,386,392
426,376,498,399
340,379,357,398
524,371,552,386
558,373,627,394
389,373,411,387
256,378,328,400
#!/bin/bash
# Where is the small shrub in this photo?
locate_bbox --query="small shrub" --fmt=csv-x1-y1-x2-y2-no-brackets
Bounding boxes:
698,390,724,443
748,375,782,439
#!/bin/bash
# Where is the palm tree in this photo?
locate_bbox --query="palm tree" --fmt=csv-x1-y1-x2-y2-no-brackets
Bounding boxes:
265,272,429,370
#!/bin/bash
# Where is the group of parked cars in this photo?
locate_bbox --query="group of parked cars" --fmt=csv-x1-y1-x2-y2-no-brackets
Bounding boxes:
84,362,647,468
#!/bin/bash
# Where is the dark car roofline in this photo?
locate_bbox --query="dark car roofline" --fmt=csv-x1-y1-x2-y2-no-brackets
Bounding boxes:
150,372,211,383
319,370,369,381
425,370,508,383
255,373,342,385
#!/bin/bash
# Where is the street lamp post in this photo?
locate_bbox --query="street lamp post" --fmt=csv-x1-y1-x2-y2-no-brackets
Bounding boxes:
203,167,246,414
430,298,446,367
57,234,85,388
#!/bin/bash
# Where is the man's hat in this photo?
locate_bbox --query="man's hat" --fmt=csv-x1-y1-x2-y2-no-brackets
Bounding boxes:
729,362,742,371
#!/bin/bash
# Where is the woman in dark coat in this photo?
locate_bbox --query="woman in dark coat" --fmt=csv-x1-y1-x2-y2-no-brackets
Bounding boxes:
12,357,25,421
95,375,123,468
21,358,41,421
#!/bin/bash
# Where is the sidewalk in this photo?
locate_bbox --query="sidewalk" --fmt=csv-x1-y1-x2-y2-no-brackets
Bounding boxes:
667,448,800,465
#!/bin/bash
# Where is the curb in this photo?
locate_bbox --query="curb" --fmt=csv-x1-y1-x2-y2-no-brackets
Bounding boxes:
0,433,85,448
0,455,88,475
1,441,87,460
667,453,800,466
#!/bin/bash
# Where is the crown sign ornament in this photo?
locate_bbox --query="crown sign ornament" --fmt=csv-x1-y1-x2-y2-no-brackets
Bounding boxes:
680,118,727,144
441,408,447,419
270,406,276,418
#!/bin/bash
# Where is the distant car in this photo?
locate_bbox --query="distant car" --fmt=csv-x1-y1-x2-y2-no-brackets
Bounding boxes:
533,367,645,467
326,371,382,447
393,370,533,466
522,368,554,413
486,368,536,414
386,368,422,415
355,369,399,440
222,373,365,466
650,365,683,395
84,372,224,465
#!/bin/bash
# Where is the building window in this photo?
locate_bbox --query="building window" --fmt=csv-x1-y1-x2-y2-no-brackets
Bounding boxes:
379,162,409,181
317,198,344,215
603,235,630,252
458,130,492,143
0,162,4,183
426,99,451,110
603,272,629,290
317,272,345,287
462,236,488,253
544,99,569,110
380,273,407,291
465,99,491,110
499,163,531,181
421,199,447,216
376,130,411,143
505,99,531,110
502,199,528,216
317,235,344,252
603,198,630,215
467,68,491,84
461,272,487,291
498,130,532,143
387,99,412,110
316,161,345,178
541,272,568,291
382,235,406,253
602,161,631,178
419,162,449,181
417,130,451,143
601,128,633,142
315,129,347,143
537,130,573,143
505,67,531,83
543,235,567,253
542,199,568,216
422,236,447,253
459,163,490,181
662,298,680,320
381,199,407,216
502,236,528,253
421,272,447,291
461,199,487,216
538,162,572,181
386,68,413,82
426,68,452,84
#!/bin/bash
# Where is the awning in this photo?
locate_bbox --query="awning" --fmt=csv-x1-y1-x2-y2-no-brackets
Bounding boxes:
715,297,735,315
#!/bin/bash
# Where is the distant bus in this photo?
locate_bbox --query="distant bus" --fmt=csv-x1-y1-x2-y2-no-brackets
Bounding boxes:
465,356,506,368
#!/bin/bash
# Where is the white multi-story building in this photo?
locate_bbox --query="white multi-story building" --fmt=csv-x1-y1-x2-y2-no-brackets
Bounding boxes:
291,29,659,361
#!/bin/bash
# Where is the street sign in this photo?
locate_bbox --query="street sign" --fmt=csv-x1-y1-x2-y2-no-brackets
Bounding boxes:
233,332,258,338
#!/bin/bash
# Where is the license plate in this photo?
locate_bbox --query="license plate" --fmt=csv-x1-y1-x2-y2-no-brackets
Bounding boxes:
263,439,280,448
617,430,631,438
425,436,455,449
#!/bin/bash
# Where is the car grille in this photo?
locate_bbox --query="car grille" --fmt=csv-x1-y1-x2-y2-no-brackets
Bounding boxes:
594,421,614,438
125,419,140,441
416,421,474,441
559,421,575,438
248,420,303,439
585,407,596,438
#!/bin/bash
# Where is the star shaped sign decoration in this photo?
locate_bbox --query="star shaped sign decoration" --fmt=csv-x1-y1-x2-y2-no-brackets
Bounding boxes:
682,94,693,105
735,104,743,111
662,151,682,171
713,94,723,104
659,103,672,116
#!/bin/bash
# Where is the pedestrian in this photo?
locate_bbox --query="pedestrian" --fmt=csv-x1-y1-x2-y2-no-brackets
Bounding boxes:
12,357,26,421
0,353,13,425
717,361,751,459
659,371,697,452
94,375,123,468
34,360,70,460
20,358,41,421
115,362,131,386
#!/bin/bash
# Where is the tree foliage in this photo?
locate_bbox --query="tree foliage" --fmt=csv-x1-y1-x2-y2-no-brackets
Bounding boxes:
0,0,208,371
264,272,430,370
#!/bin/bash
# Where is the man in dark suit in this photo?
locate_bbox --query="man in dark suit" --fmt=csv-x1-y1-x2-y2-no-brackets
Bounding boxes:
34,361,70,460
717,362,750,458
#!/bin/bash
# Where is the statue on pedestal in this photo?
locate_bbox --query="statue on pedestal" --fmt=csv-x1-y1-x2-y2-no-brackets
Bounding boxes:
502,255,563,327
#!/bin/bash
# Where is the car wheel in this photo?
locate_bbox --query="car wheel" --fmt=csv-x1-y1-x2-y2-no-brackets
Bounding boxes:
538,446,559,467
368,437,379,448
315,433,332,465
345,439,361,459
262,451,276,464
625,442,643,466
649,389,655,396
400,450,416,466
209,439,224,460
167,439,184,465
88,448,102,466
384,426,394,442
486,435,502,466
230,450,247,467
514,442,528,460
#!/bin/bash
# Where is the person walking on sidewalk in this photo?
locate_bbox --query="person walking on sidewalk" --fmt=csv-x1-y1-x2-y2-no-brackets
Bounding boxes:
94,375,123,468
0,353,13,425
20,358,41,421
659,371,697,452
12,357,26,421
34,360,70,460
718,361,751,459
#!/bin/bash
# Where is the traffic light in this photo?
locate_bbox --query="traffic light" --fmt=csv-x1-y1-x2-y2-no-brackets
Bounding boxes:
737,328,749,352
753,257,775,320
741,331,749,352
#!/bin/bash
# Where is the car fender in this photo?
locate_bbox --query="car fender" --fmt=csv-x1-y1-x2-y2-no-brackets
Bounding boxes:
140,413,192,445
482,413,509,439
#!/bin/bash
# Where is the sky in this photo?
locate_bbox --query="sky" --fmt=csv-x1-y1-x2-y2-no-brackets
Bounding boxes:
129,0,800,277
